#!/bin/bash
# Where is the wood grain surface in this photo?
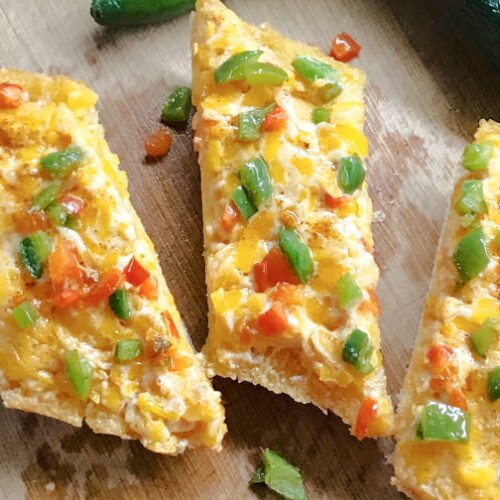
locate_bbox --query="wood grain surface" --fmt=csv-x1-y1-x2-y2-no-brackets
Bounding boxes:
1,0,500,498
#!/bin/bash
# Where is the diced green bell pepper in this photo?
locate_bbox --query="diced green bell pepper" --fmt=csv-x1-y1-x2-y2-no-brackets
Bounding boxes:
109,289,132,320
115,339,142,362
65,350,93,400
29,181,61,212
12,301,39,329
41,146,85,179
312,107,330,124
452,228,489,283
251,449,308,500
342,328,374,374
238,103,275,141
45,201,70,226
214,50,263,83
278,227,315,283
231,186,257,220
161,86,192,122
487,366,500,402
336,273,363,309
462,141,493,171
19,231,53,279
240,156,272,207
455,180,488,215
415,401,470,443
338,155,365,194
243,62,288,85
470,318,498,357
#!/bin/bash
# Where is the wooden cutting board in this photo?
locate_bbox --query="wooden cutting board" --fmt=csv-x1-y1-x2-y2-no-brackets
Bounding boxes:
1,0,500,498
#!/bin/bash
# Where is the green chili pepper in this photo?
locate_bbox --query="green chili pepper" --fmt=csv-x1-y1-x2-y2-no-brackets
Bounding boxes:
251,449,308,500
65,350,93,400
29,181,61,212
109,289,132,320
336,273,363,309
462,141,493,171
41,146,85,179
115,339,142,362
342,328,374,374
231,186,257,220
161,87,192,122
487,366,500,401
242,62,288,85
12,301,39,329
415,401,470,443
452,228,490,283
278,227,314,283
455,180,488,215
19,231,53,279
238,103,275,141
90,0,195,27
214,50,263,84
240,156,272,207
312,107,330,124
338,155,365,194
45,202,70,227
470,318,498,357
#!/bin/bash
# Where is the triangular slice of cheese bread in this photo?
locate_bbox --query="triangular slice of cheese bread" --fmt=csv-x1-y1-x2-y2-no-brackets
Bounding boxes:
0,68,226,454
393,120,500,498
191,0,393,438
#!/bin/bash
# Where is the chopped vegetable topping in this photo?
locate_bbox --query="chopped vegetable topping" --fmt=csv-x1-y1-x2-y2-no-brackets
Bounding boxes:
15,210,51,233
251,449,308,500
336,272,363,309
41,146,85,179
470,318,498,357
455,180,488,215
262,106,287,132
231,186,257,220
257,301,289,336
59,194,85,216
427,343,453,375
48,240,84,292
240,156,272,207
452,228,489,283
124,256,150,287
115,339,142,362
330,32,362,62
355,397,378,440
165,311,180,339
84,268,124,306
338,155,365,194
342,329,374,374
312,107,330,124
12,301,39,329
243,62,288,85
462,141,493,171
65,350,93,400
0,82,28,109
29,182,61,212
45,201,70,226
19,230,53,279
238,103,276,141
278,227,315,283
253,247,301,292
487,366,500,401
324,193,351,209
161,87,192,122
145,128,172,157
167,349,193,372
220,201,241,232
214,50,263,83
416,401,470,443
109,288,132,320
138,275,158,300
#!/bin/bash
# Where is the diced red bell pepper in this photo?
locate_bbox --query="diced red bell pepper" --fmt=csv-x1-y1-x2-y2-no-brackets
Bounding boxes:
220,201,241,232
0,83,28,109
449,387,468,411
48,240,84,289
53,289,83,308
330,32,361,62
253,247,301,292
167,349,193,372
164,311,180,339
84,268,124,306
256,301,289,336
427,344,453,376
59,194,85,215
324,193,351,209
272,283,302,306
354,397,378,440
262,106,287,132
124,256,150,287
15,210,51,233
138,275,158,300
145,128,172,157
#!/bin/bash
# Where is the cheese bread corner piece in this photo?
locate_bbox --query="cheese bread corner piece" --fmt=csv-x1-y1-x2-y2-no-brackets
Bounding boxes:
393,120,500,498
0,69,226,455
191,0,393,438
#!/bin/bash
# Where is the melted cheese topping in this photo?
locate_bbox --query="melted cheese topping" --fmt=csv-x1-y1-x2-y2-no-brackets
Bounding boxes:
394,120,500,498
0,68,225,454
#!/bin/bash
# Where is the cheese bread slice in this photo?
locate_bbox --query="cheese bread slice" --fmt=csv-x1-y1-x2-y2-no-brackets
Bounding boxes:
393,120,500,498
0,68,226,455
192,0,393,438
